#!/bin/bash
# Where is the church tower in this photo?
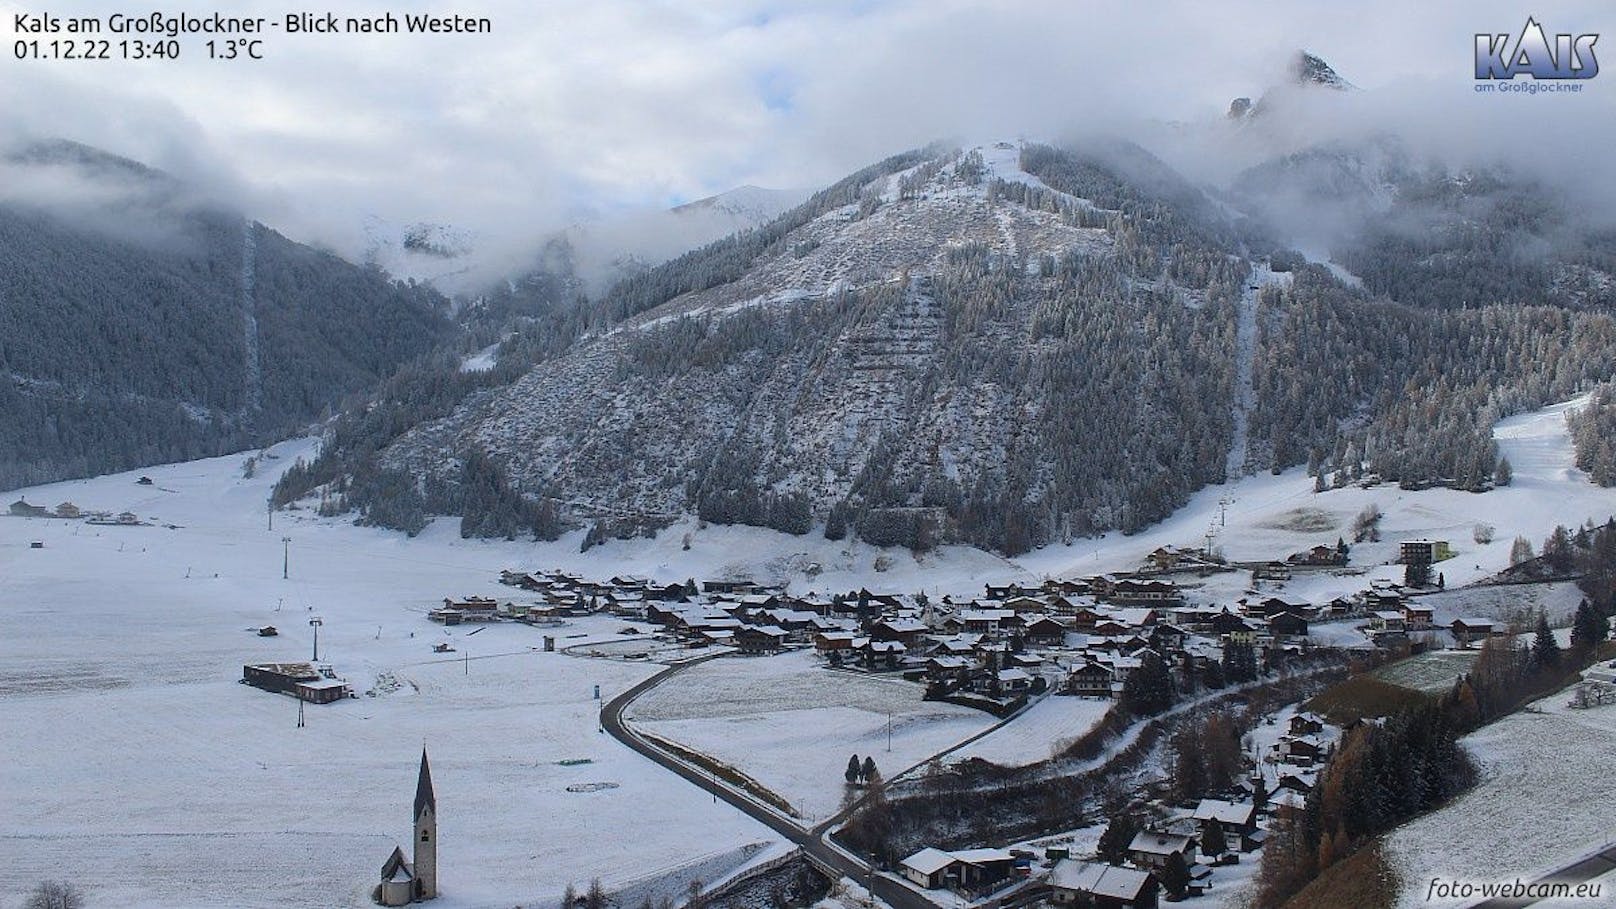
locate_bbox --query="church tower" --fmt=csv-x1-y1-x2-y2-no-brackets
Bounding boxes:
413,749,437,900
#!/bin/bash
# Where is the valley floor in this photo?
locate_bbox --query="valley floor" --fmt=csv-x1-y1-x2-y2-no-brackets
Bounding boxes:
1,395,1612,907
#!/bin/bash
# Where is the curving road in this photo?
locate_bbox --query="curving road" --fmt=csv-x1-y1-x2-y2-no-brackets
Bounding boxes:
599,655,944,909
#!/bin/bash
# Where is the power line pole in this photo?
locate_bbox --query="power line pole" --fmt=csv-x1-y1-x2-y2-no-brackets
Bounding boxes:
282,536,291,579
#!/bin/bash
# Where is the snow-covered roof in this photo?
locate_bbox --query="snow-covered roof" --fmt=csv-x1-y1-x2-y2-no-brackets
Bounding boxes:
740,624,788,638
950,847,1013,864
878,618,928,634
1191,798,1256,825
901,847,957,875
1128,829,1193,855
1048,860,1151,900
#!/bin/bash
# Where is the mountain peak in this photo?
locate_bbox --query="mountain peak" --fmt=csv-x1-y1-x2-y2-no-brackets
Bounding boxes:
1290,50,1355,91
1228,50,1355,121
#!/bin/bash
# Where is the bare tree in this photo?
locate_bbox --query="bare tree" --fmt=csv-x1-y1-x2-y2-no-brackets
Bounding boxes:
26,881,85,909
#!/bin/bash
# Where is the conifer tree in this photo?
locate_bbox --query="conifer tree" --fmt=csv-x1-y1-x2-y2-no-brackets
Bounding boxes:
1570,600,1606,650
1097,814,1139,865
1532,612,1561,669
1161,850,1190,899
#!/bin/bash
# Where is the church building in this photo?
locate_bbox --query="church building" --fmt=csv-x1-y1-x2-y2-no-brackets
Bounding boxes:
376,749,438,905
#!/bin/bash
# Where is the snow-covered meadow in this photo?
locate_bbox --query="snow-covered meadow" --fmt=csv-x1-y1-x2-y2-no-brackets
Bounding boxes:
0,442,781,909
946,695,1112,768
1384,692,1616,909
625,651,993,821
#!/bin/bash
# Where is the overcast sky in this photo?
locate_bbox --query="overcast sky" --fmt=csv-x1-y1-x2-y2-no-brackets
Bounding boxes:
1,0,1611,263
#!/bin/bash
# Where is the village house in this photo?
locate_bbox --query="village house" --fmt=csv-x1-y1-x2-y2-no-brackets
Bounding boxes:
1402,604,1435,631
1190,798,1260,846
1070,606,1107,631
9,498,49,517
1126,829,1194,870
1003,595,1048,614
734,624,788,654
1277,735,1329,765
808,630,859,656
1450,617,1501,647
925,655,975,685
1044,577,1093,596
1066,660,1116,697
872,617,929,649
1148,622,1187,651
1024,616,1069,647
1400,539,1454,564
1106,578,1184,606
1288,713,1325,736
1369,611,1406,633
898,847,1014,892
857,639,906,670
1287,542,1348,566
701,579,760,595
984,582,1038,600
428,597,502,625
1252,561,1292,582
1048,860,1158,909
1268,612,1310,638
900,848,958,889
242,662,352,704
958,609,1016,635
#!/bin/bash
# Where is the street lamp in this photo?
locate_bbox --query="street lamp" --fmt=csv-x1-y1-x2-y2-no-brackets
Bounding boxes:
282,536,292,579
309,616,323,662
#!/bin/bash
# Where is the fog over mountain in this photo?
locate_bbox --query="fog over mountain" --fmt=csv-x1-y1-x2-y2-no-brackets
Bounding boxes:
3,2,1611,281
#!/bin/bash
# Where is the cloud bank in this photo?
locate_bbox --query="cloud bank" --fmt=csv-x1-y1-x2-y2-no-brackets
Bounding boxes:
1,0,1611,281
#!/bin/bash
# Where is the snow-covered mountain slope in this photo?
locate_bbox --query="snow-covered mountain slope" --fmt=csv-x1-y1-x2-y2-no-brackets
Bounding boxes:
377,141,1248,553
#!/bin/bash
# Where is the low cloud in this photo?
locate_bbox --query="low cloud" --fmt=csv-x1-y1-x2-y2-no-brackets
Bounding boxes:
1,0,1611,285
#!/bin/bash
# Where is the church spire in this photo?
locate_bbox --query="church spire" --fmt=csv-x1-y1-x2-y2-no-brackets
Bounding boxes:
413,748,435,821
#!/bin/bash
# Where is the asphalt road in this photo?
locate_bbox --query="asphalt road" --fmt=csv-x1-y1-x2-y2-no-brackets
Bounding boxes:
1466,842,1616,909
598,655,945,909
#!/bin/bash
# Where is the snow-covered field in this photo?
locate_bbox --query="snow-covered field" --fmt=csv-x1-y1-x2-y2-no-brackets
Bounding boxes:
948,695,1112,768
0,442,781,909
625,651,993,821
1384,692,1616,909
1371,651,1480,693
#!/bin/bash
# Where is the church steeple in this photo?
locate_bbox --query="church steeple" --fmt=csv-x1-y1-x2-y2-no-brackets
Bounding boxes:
413,749,436,821
413,748,437,900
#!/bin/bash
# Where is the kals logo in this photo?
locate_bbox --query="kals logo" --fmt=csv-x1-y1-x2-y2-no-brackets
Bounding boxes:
1475,18,1598,79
